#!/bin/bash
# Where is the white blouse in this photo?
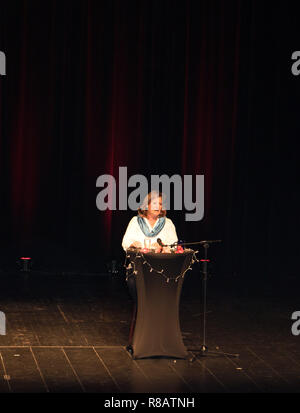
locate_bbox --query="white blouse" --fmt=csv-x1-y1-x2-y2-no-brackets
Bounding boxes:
122,216,178,251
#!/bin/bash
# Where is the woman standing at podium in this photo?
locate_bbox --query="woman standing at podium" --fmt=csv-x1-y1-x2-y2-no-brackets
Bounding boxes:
122,191,179,348
122,190,178,253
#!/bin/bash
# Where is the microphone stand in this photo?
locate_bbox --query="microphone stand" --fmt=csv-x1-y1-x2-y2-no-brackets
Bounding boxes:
169,239,239,361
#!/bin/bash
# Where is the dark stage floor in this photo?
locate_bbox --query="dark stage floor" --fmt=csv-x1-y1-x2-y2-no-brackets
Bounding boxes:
0,267,299,393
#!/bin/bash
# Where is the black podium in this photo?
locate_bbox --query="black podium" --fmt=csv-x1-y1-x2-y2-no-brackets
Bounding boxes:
126,249,195,359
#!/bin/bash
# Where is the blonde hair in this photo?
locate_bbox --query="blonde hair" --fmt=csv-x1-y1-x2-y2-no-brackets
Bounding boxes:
137,191,167,218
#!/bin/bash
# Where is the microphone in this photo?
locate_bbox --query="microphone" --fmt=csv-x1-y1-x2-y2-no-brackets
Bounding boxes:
157,238,165,247
157,238,179,248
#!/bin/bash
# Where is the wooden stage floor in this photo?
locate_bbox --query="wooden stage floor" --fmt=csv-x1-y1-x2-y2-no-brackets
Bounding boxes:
0,268,299,393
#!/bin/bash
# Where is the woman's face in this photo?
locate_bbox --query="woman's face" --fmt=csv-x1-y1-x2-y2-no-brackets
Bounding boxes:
147,196,162,218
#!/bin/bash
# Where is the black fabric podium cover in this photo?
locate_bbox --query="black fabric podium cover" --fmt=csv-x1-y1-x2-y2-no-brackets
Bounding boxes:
126,249,195,359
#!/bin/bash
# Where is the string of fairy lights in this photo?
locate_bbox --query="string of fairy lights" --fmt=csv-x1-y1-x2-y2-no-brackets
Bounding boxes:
124,249,200,283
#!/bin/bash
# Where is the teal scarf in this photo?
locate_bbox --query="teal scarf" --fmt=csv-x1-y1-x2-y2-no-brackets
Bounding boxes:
137,216,166,238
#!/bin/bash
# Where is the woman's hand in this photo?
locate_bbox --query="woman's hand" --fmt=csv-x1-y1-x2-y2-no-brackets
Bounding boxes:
151,242,163,253
162,246,171,253
129,241,142,249
151,243,170,253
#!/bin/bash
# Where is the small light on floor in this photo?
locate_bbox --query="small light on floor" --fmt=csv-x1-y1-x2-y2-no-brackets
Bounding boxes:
17,257,32,272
